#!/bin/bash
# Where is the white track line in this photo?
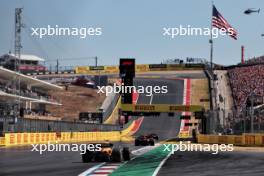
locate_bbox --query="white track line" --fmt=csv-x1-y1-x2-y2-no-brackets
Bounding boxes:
152,151,172,176
93,169,114,173
131,144,161,156
149,94,154,104
100,166,119,169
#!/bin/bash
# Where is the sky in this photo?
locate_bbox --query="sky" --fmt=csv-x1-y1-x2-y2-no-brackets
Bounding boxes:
0,0,263,67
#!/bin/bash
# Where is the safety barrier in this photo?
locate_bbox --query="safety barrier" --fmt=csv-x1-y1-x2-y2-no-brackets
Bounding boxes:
4,133,57,146
2,127,139,146
1,114,145,146
74,63,204,74
0,137,5,146
198,133,264,146
24,63,204,76
3,131,125,146
104,96,121,124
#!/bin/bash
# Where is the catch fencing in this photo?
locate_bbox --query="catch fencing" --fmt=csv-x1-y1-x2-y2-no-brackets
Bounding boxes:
0,117,120,135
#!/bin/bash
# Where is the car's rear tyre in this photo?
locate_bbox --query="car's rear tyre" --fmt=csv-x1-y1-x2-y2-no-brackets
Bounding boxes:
94,152,105,162
101,153,111,162
135,140,139,146
122,147,130,161
82,151,93,163
149,140,155,146
111,148,122,162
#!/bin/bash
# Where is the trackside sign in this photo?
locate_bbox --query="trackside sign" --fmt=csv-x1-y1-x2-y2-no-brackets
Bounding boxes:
135,105,155,111
121,104,203,112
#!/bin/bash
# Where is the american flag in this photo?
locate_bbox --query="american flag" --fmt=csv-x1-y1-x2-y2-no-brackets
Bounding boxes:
212,5,238,40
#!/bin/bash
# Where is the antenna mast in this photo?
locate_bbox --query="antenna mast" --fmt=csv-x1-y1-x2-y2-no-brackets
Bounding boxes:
15,8,23,62
14,8,23,120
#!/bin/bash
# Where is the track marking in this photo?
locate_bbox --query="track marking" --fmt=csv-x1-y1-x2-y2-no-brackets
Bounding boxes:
78,162,105,176
100,166,119,169
179,78,192,137
85,163,122,176
79,145,161,176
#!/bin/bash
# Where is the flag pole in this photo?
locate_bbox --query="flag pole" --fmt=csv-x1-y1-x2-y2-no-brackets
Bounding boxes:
210,1,214,71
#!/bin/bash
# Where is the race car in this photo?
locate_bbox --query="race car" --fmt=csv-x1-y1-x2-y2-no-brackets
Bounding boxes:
135,135,155,146
146,133,159,141
82,143,130,163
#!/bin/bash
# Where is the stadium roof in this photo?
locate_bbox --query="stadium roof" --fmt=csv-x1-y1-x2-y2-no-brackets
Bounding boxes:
0,66,62,91
1,53,45,61
0,90,62,105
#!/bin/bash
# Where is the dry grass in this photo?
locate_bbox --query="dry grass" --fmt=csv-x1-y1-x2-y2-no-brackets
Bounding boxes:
191,79,210,110
46,85,105,121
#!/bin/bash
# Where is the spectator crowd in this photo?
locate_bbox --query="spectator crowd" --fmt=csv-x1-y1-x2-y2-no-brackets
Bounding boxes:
244,56,264,64
228,64,264,117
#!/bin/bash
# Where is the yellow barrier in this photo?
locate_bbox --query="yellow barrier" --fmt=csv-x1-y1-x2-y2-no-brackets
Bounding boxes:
4,131,263,147
75,63,203,75
121,104,203,113
243,133,264,146
104,66,119,74
0,137,5,146
75,66,90,74
2,116,142,147
4,132,60,146
136,64,149,72
3,131,123,146
178,131,190,138
198,133,264,146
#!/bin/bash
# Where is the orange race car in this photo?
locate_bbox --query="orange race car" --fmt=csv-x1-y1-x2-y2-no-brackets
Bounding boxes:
82,143,130,162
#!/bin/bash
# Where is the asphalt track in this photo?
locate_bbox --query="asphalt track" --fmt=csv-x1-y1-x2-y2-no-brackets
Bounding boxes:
134,78,183,141
157,150,264,176
0,78,183,176
0,142,140,176
0,145,96,176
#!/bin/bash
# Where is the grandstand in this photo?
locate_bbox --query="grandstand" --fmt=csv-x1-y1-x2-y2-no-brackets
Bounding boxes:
0,53,46,74
214,56,264,134
0,66,62,133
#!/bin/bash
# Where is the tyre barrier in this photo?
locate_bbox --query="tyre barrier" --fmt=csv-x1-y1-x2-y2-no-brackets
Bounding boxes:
198,133,264,146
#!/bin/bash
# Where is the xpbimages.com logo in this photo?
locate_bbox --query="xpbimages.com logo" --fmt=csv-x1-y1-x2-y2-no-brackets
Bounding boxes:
31,141,102,154
163,25,235,39
97,83,168,96
163,142,234,154
31,25,102,39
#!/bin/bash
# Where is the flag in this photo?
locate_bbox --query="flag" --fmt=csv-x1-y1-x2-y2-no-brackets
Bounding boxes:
212,5,238,40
